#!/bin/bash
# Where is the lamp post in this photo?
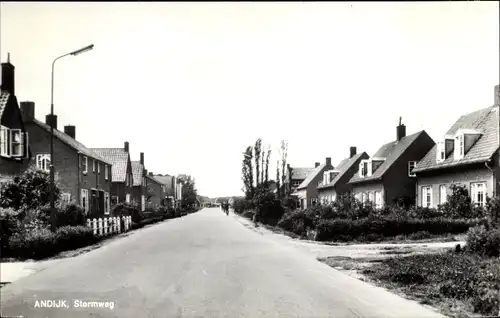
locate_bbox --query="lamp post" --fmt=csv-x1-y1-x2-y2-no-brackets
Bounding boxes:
49,44,94,232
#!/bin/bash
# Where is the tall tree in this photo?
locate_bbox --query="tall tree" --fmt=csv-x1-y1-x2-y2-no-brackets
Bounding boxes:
254,138,262,188
264,146,271,185
242,146,254,199
261,154,265,188
276,160,281,199
181,175,198,208
280,140,288,197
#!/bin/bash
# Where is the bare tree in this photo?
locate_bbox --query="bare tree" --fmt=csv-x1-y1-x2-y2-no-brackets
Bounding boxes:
276,159,281,199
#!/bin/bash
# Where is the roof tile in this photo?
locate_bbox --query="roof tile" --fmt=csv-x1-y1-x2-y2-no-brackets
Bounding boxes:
131,161,144,187
90,148,129,182
414,106,499,172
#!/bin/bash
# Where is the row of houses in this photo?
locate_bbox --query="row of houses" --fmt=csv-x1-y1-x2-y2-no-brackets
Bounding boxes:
0,57,186,216
284,84,500,210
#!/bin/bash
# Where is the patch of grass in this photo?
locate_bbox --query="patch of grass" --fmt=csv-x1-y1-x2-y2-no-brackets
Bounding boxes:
360,252,500,317
379,250,413,255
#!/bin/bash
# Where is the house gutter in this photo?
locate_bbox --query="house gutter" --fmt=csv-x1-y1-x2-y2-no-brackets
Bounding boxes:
485,159,494,172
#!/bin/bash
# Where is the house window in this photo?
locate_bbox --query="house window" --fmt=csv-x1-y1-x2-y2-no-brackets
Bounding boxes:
374,191,382,209
36,154,51,172
471,182,486,207
408,161,417,177
126,193,131,203
111,196,118,206
105,165,109,180
362,193,367,204
436,142,445,163
9,129,23,157
292,181,301,187
97,161,100,174
82,156,88,174
368,191,374,204
61,193,71,204
422,186,433,208
455,134,464,159
0,126,8,156
81,189,89,213
104,192,110,215
439,185,447,205
93,160,96,172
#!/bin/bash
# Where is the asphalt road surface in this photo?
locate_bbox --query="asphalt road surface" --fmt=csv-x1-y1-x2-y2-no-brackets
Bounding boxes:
0,208,445,318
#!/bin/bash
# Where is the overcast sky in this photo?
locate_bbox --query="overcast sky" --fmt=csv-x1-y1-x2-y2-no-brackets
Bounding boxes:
1,2,498,198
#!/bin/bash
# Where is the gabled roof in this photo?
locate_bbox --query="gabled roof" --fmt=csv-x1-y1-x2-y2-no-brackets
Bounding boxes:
146,174,162,186
318,152,368,189
32,119,111,165
153,174,174,187
90,148,130,182
296,163,331,190
413,106,499,173
290,167,315,180
349,131,427,184
131,161,144,187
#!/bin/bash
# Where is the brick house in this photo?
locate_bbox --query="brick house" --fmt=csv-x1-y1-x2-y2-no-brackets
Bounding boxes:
145,172,165,210
152,174,175,208
294,157,334,209
413,85,500,208
91,142,134,206
131,152,147,211
0,55,31,182
19,102,113,216
283,164,316,195
317,147,369,204
348,119,435,208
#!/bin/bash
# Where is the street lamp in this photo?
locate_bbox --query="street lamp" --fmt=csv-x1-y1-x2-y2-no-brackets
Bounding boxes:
49,44,94,232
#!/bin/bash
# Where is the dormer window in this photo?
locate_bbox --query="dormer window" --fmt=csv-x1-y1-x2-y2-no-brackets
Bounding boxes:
436,141,445,163
454,133,464,160
359,160,370,177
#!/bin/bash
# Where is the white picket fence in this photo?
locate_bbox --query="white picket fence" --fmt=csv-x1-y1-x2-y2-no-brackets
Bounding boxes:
86,216,132,236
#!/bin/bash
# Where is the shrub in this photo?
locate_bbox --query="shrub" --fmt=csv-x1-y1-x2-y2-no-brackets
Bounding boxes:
465,225,500,257
253,190,284,226
277,210,317,236
0,166,61,211
112,202,143,223
407,231,432,240
485,196,500,228
8,227,57,259
55,226,98,251
315,217,476,242
55,203,86,227
438,183,483,219
241,210,255,220
0,207,23,254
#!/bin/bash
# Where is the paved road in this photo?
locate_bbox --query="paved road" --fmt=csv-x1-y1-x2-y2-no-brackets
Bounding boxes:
0,208,445,318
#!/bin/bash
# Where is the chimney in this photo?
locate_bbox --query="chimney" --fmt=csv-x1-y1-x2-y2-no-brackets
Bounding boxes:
396,117,406,141
350,146,357,158
140,152,144,165
495,84,499,106
326,157,332,166
45,114,58,130
1,53,15,95
315,162,320,168
64,125,76,139
124,141,129,152
20,101,35,122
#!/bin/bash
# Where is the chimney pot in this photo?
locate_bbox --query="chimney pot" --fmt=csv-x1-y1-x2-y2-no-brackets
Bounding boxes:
64,125,76,139
1,56,15,95
315,162,320,168
124,141,129,152
140,152,144,165
45,114,58,130
326,157,332,166
397,117,406,141
20,101,35,122
494,84,499,106
350,146,357,158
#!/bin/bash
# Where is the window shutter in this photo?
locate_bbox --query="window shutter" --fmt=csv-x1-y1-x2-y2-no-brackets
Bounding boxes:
6,129,11,156
0,128,6,156
23,132,29,158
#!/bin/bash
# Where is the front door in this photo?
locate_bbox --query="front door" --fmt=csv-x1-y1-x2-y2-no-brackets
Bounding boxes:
90,189,98,215
99,190,105,214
